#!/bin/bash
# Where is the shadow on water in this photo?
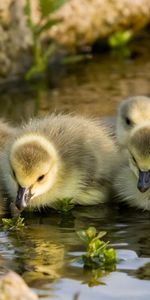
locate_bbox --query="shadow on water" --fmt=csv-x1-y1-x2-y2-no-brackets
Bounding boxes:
0,32,150,299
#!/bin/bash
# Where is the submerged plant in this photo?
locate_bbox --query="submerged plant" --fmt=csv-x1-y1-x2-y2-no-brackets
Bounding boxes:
77,226,116,270
54,198,75,213
2,217,25,231
83,268,107,287
24,0,66,80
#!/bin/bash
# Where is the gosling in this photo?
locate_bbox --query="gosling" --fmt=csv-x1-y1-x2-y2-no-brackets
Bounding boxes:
0,119,17,215
0,114,118,212
114,122,150,210
116,96,150,148
0,119,17,151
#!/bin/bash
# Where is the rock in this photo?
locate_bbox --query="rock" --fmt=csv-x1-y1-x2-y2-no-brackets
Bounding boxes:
47,0,150,49
0,0,32,79
0,270,38,300
1,0,150,80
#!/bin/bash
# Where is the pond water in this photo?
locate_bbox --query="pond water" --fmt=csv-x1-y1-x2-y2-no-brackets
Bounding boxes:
0,33,150,299
1,206,150,300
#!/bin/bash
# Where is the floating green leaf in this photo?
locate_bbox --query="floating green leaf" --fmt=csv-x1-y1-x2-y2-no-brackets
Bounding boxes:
77,226,116,270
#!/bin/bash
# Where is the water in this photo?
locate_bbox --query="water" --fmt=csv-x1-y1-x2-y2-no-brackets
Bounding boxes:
1,207,150,299
0,32,150,299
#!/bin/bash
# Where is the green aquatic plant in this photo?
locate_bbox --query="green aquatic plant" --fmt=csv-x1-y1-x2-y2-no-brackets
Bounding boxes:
54,198,75,213
108,30,133,57
83,268,107,287
61,53,92,65
24,0,66,80
77,226,116,270
2,217,25,231
108,30,132,48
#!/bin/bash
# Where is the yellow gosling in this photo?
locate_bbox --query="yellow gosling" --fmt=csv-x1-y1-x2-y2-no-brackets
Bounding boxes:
0,119,16,151
0,119,17,215
114,122,150,210
0,114,118,212
116,96,150,148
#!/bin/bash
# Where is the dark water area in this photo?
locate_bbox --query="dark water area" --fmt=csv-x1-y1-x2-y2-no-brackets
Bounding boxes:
0,32,150,299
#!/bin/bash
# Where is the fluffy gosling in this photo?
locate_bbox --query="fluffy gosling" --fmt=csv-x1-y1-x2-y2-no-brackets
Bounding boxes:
0,119,17,215
0,119,16,152
116,96,150,147
0,114,118,212
114,123,150,210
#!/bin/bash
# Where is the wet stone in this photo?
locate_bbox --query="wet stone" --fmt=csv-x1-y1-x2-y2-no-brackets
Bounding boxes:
0,270,38,300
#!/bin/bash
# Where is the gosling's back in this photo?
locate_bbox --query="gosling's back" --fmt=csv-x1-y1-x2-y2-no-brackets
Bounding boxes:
21,114,118,180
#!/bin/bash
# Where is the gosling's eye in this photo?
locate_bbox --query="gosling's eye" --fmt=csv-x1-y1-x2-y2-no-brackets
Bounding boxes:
37,175,45,182
125,117,132,126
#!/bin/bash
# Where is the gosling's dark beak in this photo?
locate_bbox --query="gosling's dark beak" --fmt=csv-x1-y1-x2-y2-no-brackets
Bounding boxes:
16,185,31,210
137,170,150,193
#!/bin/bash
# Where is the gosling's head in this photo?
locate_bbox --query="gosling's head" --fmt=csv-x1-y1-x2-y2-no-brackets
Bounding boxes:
9,134,59,210
128,124,150,193
116,96,150,147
